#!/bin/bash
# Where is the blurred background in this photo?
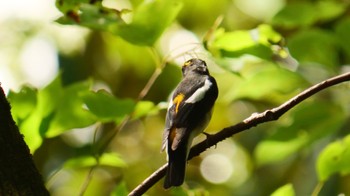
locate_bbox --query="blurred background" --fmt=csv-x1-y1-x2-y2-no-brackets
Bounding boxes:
1,0,350,195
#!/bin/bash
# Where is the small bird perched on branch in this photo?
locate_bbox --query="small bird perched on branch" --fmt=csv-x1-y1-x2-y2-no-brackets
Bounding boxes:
161,58,218,189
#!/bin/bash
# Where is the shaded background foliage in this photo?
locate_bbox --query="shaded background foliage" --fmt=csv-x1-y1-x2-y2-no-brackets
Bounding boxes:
1,0,350,195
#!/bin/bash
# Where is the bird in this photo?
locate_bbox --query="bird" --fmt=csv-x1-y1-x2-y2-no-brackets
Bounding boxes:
161,58,218,189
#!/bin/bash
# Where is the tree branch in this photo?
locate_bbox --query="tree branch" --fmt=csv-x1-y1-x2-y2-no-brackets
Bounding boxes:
129,71,350,196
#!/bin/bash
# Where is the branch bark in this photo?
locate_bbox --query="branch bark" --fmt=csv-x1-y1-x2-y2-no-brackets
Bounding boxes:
0,85,49,195
129,71,350,196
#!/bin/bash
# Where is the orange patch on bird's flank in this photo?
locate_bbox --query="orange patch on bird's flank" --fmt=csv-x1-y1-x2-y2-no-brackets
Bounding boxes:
169,127,176,143
173,93,185,113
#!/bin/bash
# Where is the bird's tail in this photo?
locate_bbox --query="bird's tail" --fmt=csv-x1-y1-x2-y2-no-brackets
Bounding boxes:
163,143,187,189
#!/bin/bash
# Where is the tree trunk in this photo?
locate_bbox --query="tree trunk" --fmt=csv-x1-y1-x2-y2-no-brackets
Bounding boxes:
0,85,49,195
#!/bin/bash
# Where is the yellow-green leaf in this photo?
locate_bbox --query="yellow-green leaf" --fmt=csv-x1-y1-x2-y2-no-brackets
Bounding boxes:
317,135,350,181
271,184,295,196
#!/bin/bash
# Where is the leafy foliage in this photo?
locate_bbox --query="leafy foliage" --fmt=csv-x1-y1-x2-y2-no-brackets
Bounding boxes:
56,0,182,45
288,29,339,69
255,101,346,165
209,24,282,60
317,134,350,181
64,153,127,168
230,65,308,103
7,76,136,151
3,0,350,195
81,89,135,123
272,1,346,28
271,184,295,196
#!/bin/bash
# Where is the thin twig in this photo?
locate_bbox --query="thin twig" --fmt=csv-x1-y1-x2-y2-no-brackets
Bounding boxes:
78,124,101,196
311,181,324,196
138,68,163,101
78,165,97,196
128,72,350,196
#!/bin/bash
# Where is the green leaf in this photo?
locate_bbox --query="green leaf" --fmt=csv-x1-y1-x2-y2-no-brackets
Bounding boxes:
36,76,63,119
288,29,339,68
81,89,135,123
7,77,64,152
17,109,44,153
7,86,37,121
317,135,350,181
56,0,182,46
272,1,346,28
210,24,282,60
114,0,183,45
99,153,127,167
132,101,158,119
11,77,65,152
64,153,127,168
316,1,346,22
230,66,307,103
255,102,346,165
111,182,129,196
56,3,125,31
335,18,350,61
55,0,90,14
258,24,282,44
272,2,317,28
255,132,308,166
271,184,295,196
45,80,97,138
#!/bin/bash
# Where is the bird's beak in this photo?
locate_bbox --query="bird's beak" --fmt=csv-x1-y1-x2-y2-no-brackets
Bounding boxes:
197,64,207,72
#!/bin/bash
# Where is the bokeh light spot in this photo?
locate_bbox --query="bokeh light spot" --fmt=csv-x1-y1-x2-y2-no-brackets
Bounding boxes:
20,36,58,88
200,153,233,184
235,0,285,20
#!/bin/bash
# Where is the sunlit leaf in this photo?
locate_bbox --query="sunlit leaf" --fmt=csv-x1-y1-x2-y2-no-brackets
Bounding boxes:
13,77,65,152
114,0,183,45
317,135,350,181
213,30,258,51
255,102,346,165
316,1,346,22
56,0,182,46
230,66,307,103
132,101,158,119
7,77,64,152
210,24,282,60
55,0,90,14
8,87,40,151
7,86,37,121
46,80,97,138
64,153,127,168
17,109,44,153
255,133,308,165
99,153,127,167
81,89,135,123
271,184,295,196
37,76,63,117
258,24,282,44
56,3,125,31
111,182,129,196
